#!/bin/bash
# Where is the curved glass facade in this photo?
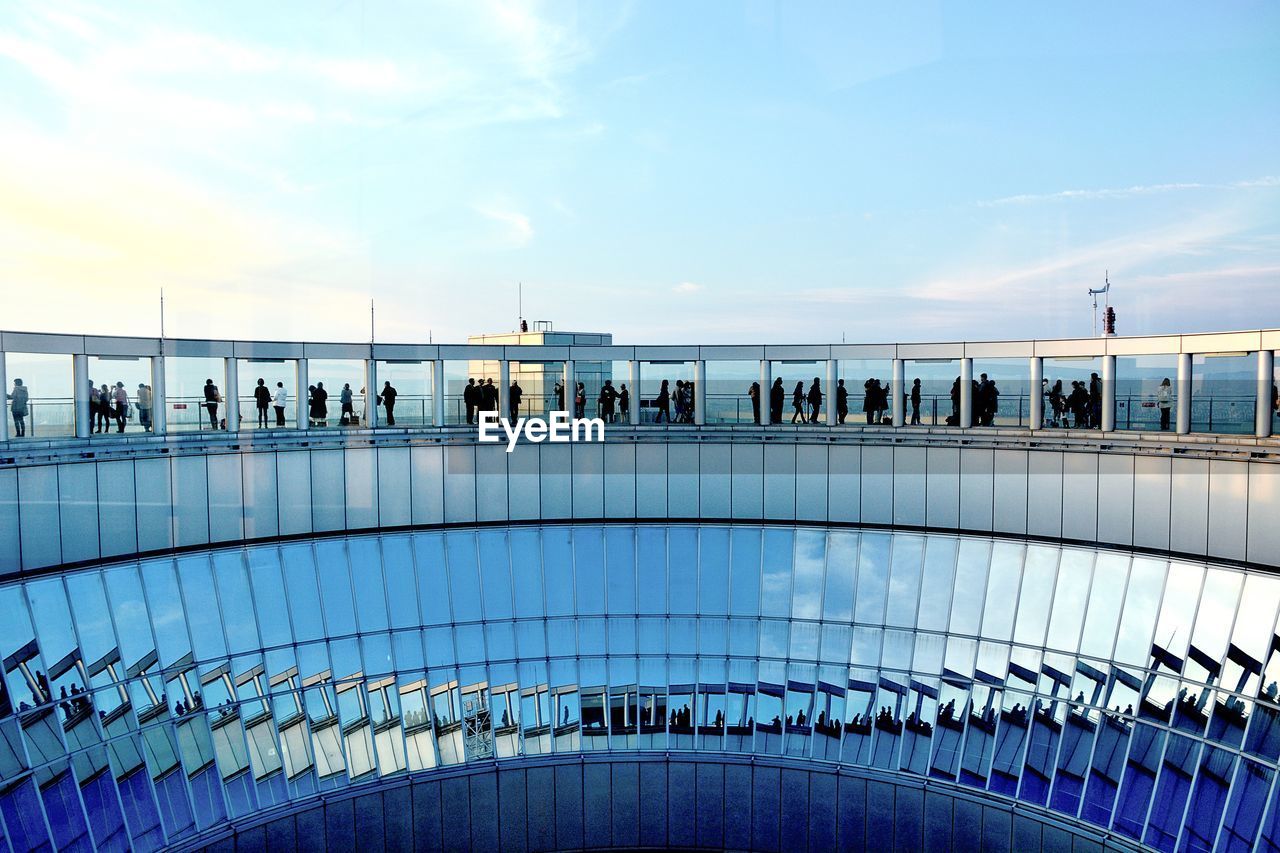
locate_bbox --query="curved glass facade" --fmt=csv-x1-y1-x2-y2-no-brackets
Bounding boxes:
2,524,1279,852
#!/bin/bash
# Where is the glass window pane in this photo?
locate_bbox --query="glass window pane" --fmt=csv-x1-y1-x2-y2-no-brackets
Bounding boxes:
698,528,730,615
1192,352,1256,434
237,358,299,430
729,527,762,617
902,359,959,427
1115,354,1178,432
822,531,858,623
1043,356,1102,430
760,528,794,618
87,355,153,436
5,351,74,439
373,360,432,427
165,355,227,433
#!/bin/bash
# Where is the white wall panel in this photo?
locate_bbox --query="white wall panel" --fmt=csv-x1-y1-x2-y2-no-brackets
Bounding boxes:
0,469,18,576
730,444,764,520
506,444,540,522
309,449,346,532
241,452,279,540
1207,460,1248,562
344,447,378,531
958,449,994,531
992,450,1028,535
442,445,477,524
1131,455,1171,552
18,466,60,569
97,460,138,559
571,443,605,519
1169,457,1210,557
276,451,313,536
860,446,893,525
1248,462,1280,566
539,443,572,520
603,443,636,519
635,444,667,519
892,446,926,527
699,444,732,519
375,447,411,529
206,452,245,543
1026,451,1064,540
1060,453,1098,542
667,444,700,518
763,443,796,522
170,455,210,548
57,462,99,564
827,445,860,523
924,447,960,529
134,456,174,552
474,444,510,523
794,444,829,522
1095,454,1135,548
410,445,445,526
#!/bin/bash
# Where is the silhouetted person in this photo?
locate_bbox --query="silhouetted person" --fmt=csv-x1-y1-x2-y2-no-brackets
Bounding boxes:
1157,377,1172,431
599,379,617,422
619,384,630,421
253,378,271,428
770,377,784,424
836,379,849,424
1050,379,1065,426
681,380,695,423
112,381,129,432
674,380,686,422
748,381,761,424
312,382,329,426
520,319,528,332
791,381,805,423
203,379,220,430
807,377,822,423
8,378,29,437
340,383,355,425
574,382,586,418
137,383,153,431
554,379,565,412
463,378,478,423
274,382,288,426
510,380,523,420
97,384,111,432
863,379,877,425
1089,372,1102,428
910,378,921,425
379,381,397,425
949,377,961,425
656,379,671,423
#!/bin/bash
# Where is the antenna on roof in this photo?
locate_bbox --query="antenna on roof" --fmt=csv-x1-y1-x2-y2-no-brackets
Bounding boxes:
160,289,166,354
1088,272,1112,338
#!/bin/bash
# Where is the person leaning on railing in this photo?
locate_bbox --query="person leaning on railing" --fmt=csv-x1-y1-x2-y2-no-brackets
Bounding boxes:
7,378,28,437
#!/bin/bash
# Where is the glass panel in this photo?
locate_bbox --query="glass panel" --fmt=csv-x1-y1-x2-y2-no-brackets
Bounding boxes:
638,360,695,424
970,358,1029,427
1191,352,1256,434
575,360,630,423
1042,356,1102,430
703,360,760,424
835,359,893,427
769,360,828,426
236,358,299,429
165,355,227,432
902,358,959,427
306,358,365,428
87,355,153,436
5,351,73,439
1114,354,1178,432
443,359,499,425
373,359,432,427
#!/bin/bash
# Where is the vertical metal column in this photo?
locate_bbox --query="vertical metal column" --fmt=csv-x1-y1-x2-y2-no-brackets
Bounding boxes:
365,357,378,428
151,356,167,435
224,357,240,432
760,359,771,426
1258,349,1274,438
891,358,905,427
431,360,445,426
563,360,575,415
628,360,640,425
694,360,706,425
826,359,838,426
297,357,309,429
1176,353,1192,435
959,357,973,429
73,353,91,438
1029,356,1043,430
499,358,511,420
1101,354,1116,432
0,348,8,442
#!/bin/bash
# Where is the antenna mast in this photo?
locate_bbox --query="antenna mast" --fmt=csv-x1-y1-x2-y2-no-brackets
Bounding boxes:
160,289,166,354
1088,272,1112,338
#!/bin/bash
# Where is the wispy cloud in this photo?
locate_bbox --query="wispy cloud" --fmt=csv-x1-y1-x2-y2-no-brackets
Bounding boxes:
981,176,1280,206
473,202,534,249
672,282,704,294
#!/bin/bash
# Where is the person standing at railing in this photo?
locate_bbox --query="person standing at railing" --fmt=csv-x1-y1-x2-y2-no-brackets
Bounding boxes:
807,378,823,424
836,379,849,424
312,382,329,427
253,378,272,428
203,379,221,430
7,378,28,437
619,384,630,421
463,378,478,424
791,381,806,424
87,380,100,433
598,379,616,423
273,382,288,426
340,383,355,425
510,380,524,421
574,382,586,419
910,379,922,425
112,382,129,433
379,381,397,426
769,378,784,424
1049,380,1065,427
1157,378,1172,431
1089,373,1102,430
97,384,112,433
748,381,761,424
949,377,961,426
655,379,671,423
137,383,153,432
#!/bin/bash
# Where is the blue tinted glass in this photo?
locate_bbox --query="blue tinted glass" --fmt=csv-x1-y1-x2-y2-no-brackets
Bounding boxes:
667,527,698,616
854,533,891,625
348,538,388,632
281,544,324,643
64,571,119,664
605,527,637,614
573,528,606,616
822,531,857,622
916,536,958,633
792,529,826,621
729,527,762,617
542,527,575,617
211,551,260,654
760,528,794,618
510,528,544,619
884,535,924,628
477,530,513,620
697,528,730,615
636,527,667,615
246,546,292,648
316,541,358,636
381,536,420,630
413,533,451,626
101,565,156,670
445,532,482,623
139,559,192,668
176,555,227,661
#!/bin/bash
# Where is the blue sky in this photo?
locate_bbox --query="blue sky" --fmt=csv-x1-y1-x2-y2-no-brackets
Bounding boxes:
1,0,1277,343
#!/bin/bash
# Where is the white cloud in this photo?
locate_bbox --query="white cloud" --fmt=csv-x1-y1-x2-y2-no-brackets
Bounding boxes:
981,176,1280,207
473,202,534,249
672,282,703,294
